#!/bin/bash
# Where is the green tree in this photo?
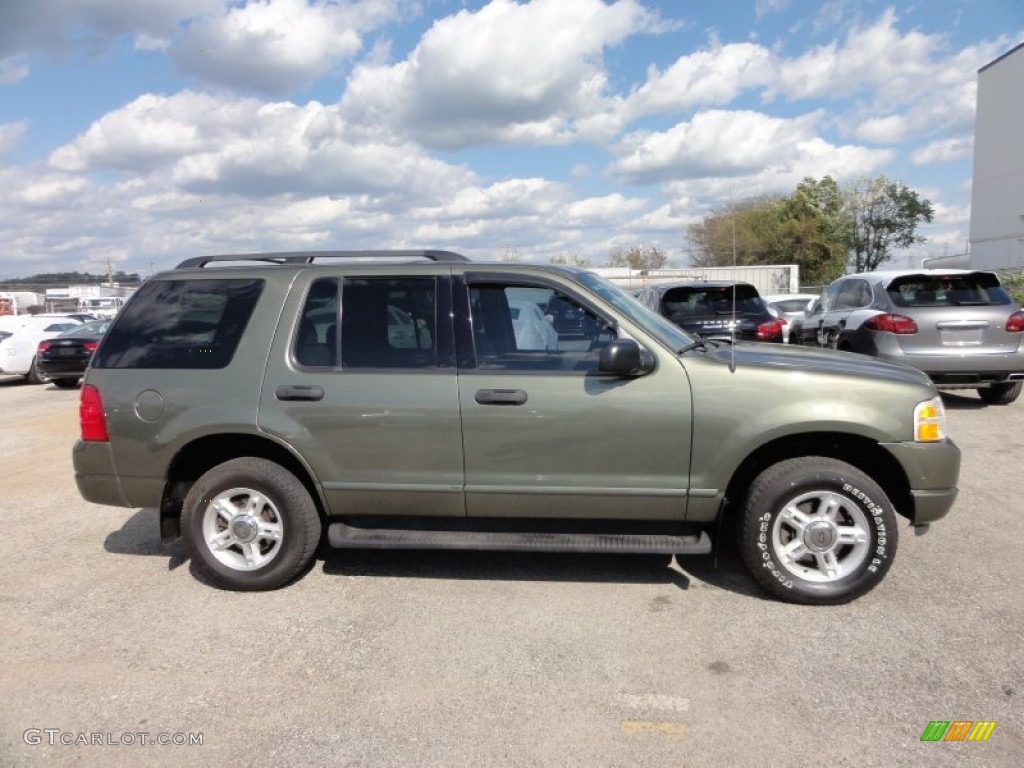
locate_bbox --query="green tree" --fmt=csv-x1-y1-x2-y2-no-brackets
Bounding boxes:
845,176,934,272
686,196,789,268
608,245,669,270
777,176,849,284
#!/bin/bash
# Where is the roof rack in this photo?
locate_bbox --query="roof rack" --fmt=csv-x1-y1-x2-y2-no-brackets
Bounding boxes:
176,250,470,269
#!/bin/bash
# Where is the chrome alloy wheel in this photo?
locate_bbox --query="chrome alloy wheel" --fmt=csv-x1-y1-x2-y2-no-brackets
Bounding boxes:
771,490,871,582
201,487,285,571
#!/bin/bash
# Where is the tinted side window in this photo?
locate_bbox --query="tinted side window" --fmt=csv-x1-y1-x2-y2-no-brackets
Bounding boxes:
819,281,843,312
295,278,339,368
94,279,263,369
834,279,872,310
469,283,614,372
341,278,437,369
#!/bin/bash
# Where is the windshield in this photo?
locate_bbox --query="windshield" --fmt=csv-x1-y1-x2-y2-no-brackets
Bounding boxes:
576,272,694,351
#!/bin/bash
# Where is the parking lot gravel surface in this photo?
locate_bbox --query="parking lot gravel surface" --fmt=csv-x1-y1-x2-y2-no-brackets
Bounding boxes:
0,376,1021,767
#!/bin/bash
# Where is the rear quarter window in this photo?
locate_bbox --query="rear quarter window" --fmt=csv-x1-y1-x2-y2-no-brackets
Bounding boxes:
93,279,264,369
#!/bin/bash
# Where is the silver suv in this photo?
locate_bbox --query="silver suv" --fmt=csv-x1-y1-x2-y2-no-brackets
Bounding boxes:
791,269,1024,404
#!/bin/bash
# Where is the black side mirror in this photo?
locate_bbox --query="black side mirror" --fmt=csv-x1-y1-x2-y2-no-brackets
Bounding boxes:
598,339,653,376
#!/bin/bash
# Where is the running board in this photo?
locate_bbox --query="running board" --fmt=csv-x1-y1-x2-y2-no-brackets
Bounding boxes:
327,522,711,555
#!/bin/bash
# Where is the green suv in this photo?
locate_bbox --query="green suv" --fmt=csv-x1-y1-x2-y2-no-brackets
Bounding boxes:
73,251,960,604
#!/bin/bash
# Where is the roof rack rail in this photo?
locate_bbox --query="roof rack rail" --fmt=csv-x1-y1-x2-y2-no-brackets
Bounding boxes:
176,250,470,269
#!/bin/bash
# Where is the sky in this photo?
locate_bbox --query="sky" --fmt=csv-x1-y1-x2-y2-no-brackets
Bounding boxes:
0,0,1021,279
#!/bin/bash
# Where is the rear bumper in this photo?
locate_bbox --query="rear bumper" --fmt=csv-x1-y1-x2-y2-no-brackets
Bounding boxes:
73,440,130,507
37,359,88,378
860,333,1024,384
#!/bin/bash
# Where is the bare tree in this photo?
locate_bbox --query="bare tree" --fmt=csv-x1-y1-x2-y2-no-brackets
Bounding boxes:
607,245,668,270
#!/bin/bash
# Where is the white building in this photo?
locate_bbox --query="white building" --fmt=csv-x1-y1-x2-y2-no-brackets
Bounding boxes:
970,42,1024,271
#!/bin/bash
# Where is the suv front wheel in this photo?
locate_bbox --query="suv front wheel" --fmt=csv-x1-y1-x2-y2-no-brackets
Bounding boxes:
182,457,322,591
739,457,897,605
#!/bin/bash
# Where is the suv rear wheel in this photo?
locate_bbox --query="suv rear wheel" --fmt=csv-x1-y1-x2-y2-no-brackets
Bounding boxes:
182,457,321,591
977,381,1022,405
739,457,897,605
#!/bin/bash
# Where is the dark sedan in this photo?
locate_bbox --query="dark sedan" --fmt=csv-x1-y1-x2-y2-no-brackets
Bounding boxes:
36,319,111,388
636,280,785,342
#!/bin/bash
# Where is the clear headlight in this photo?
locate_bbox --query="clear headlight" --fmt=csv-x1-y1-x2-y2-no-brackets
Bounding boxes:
914,396,946,442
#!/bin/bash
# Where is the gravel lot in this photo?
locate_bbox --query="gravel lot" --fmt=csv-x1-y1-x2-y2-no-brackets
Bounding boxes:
0,375,1020,767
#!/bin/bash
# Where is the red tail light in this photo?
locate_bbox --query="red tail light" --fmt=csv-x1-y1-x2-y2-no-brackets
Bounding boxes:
84,340,99,353
756,318,785,340
80,384,109,442
1007,311,1024,333
37,340,53,354
864,313,917,334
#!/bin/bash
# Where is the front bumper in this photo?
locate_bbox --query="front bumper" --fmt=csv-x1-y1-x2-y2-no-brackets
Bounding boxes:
881,439,961,525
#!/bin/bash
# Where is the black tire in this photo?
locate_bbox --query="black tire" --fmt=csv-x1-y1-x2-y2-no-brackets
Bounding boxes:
26,357,48,385
52,377,80,389
977,381,1021,405
738,457,898,605
182,457,321,591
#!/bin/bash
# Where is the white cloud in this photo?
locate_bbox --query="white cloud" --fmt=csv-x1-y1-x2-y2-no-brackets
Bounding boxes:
0,57,29,84
341,0,662,148
911,137,973,165
11,174,89,208
0,0,223,59
610,109,890,185
171,0,402,96
0,121,29,159
854,114,911,144
625,42,775,117
48,90,476,200
772,9,940,102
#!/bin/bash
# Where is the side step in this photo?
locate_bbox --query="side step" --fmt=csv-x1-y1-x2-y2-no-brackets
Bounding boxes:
327,522,711,555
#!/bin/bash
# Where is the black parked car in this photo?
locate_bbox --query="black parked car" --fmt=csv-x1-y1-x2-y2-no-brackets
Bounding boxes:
637,280,785,342
35,319,111,388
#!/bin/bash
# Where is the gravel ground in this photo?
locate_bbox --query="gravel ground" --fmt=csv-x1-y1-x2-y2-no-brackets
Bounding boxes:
0,375,1020,767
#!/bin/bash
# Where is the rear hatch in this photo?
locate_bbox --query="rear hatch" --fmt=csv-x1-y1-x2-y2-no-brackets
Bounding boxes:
885,272,1022,354
660,284,771,341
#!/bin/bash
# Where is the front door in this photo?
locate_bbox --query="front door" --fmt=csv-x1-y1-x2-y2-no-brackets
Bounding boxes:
455,274,692,520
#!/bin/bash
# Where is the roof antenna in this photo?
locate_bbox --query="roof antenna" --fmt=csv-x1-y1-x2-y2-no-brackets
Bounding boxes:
729,192,737,373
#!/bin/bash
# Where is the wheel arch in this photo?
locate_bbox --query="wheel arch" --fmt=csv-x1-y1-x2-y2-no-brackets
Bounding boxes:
722,432,913,525
159,433,325,542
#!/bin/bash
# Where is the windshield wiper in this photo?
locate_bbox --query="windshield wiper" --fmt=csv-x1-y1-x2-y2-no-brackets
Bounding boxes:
678,337,734,354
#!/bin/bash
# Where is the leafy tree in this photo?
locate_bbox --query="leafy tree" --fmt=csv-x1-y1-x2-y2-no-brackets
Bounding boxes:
686,196,789,268
1001,271,1024,305
684,175,933,280
777,176,849,284
608,245,669,270
845,176,934,272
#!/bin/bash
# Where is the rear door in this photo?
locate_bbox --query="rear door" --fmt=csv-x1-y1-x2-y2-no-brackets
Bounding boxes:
455,272,692,520
259,269,465,517
821,278,873,346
